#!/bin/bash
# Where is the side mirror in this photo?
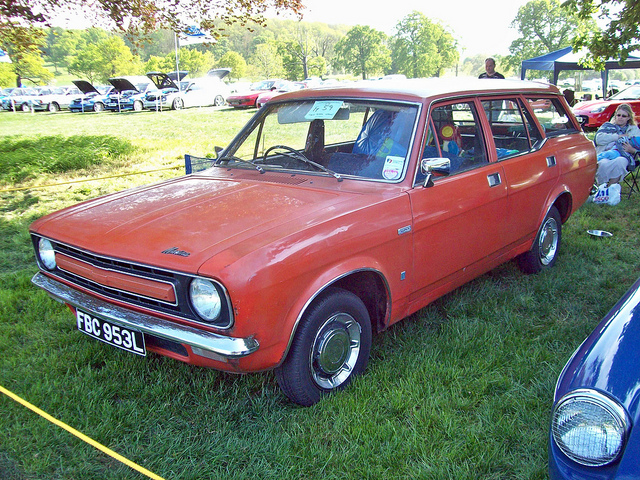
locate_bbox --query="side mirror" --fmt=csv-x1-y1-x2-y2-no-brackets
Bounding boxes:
421,158,451,187
214,146,224,159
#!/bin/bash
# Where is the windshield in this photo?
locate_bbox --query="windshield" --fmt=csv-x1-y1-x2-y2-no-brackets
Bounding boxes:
220,99,419,182
610,85,640,101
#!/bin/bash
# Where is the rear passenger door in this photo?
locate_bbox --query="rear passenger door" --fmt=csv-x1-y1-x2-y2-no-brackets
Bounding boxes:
408,100,508,309
480,97,558,248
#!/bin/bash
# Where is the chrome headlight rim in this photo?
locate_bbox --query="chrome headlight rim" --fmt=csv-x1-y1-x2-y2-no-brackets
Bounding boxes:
552,388,630,467
189,277,223,323
38,237,57,271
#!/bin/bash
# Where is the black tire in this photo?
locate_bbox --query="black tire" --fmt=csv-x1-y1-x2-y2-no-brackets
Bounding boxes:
214,95,225,107
275,287,372,406
517,206,562,274
172,98,184,110
48,102,59,112
93,102,104,112
20,103,30,112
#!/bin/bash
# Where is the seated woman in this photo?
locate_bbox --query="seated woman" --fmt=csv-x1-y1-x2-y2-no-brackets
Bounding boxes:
595,103,640,186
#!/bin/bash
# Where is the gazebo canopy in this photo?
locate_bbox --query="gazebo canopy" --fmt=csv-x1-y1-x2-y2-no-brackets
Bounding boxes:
520,47,640,96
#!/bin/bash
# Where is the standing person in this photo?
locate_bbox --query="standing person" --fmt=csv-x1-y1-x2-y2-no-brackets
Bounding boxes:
595,103,640,185
478,58,505,79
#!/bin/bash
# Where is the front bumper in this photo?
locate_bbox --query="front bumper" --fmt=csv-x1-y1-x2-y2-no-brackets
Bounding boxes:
32,272,259,359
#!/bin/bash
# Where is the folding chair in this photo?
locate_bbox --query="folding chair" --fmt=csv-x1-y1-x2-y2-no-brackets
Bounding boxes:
623,156,640,198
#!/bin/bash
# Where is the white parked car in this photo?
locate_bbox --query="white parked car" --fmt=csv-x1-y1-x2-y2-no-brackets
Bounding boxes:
144,69,230,110
29,86,82,112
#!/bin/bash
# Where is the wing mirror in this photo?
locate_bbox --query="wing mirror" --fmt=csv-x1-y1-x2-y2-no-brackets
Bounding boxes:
421,158,451,187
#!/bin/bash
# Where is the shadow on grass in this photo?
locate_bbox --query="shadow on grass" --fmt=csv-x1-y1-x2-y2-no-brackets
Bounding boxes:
0,135,135,184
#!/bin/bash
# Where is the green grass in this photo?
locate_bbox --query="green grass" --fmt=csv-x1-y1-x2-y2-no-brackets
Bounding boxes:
1,107,639,479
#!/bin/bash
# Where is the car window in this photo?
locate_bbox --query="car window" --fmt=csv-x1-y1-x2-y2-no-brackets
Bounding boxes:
526,97,578,137
481,98,544,160
416,101,487,185
223,99,419,182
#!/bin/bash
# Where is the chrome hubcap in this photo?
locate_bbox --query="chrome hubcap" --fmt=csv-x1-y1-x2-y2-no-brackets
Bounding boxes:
311,313,361,389
539,217,559,265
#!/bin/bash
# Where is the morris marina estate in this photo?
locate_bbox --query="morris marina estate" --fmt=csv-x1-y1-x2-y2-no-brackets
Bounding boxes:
31,78,597,406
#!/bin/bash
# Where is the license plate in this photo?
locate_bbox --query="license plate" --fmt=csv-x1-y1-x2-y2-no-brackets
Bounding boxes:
76,309,146,356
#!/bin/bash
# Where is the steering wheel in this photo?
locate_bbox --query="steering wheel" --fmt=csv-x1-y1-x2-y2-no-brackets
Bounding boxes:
263,144,312,165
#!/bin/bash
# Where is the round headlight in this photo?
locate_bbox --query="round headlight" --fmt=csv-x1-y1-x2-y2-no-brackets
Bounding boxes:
189,278,222,321
552,389,629,466
38,238,57,270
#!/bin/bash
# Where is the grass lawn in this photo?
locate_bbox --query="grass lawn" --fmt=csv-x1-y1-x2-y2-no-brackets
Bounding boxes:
1,106,639,479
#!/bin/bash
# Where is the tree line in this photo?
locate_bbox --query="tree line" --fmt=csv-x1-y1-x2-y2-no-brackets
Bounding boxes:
1,0,637,88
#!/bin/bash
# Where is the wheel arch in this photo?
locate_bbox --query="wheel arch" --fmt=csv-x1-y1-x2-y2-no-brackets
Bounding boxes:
552,190,573,223
278,268,390,367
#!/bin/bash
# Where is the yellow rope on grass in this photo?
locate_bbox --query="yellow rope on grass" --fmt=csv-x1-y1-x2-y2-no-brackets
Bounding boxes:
0,384,166,480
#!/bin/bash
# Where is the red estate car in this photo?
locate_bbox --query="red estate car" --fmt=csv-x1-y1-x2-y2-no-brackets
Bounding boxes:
572,85,640,129
31,78,597,405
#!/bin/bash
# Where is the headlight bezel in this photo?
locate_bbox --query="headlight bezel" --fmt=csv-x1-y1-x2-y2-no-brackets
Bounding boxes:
552,388,631,467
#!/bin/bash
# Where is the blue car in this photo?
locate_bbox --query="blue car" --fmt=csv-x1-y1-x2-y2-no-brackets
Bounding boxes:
105,76,156,112
550,277,640,479
69,80,113,112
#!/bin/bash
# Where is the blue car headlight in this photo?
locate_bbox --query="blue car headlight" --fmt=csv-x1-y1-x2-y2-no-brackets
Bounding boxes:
552,389,630,466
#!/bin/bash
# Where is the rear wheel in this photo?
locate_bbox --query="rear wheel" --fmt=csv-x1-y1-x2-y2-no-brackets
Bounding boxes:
214,95,225,107
48,102,60,112
275,287,372,406
517,206,562,274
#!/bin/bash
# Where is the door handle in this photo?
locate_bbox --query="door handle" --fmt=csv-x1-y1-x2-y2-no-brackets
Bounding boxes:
487,172,502,187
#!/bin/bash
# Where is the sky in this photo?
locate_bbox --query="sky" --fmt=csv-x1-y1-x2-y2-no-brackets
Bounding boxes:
293,0,532,59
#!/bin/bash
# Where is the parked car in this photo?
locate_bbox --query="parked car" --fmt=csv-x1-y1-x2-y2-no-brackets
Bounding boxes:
256,81,305,108
30,78,597,406
226,79,288,108
69,80,114,113
144,69,230,110
29,85,82,112
573,84,640,129
0,87,15,105
1,87,38,111
549,276,640,479
105,76,157,112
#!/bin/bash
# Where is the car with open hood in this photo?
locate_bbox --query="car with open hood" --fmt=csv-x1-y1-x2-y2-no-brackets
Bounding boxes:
572,85,640,129
105,76,157,112
30,78,597,406
550,276,640,479
69,80,114,113
144,69,230,110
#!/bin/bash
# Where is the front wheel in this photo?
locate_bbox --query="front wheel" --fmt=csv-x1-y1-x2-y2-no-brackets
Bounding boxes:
93,102,104,112
48,102,59,112
133,100,143,112
214,95,225,107
275,288,372,406
517,206,562,274
172,98,184,110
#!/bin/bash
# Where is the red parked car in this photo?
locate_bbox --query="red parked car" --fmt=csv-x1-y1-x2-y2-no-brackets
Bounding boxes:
572,85,640,129
226,79,288,108
30,78,596,405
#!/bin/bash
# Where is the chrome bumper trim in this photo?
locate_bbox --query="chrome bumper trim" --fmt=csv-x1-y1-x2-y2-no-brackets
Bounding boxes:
32,272,259,359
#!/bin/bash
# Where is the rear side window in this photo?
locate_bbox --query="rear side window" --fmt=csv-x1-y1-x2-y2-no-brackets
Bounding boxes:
526,97,578,136
481,98,544,160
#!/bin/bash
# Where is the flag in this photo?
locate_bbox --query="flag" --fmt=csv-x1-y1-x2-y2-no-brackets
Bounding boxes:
0,49,11,64
178,26,215,46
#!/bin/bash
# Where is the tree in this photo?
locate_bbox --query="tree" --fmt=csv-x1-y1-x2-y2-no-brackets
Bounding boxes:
334,25,390,80
1,0,304,49
252,42,285,79
218,51,246,81
505,0,596,73
68,35,141,82
563,0,640,67
391,11,458,78
0,25,52,86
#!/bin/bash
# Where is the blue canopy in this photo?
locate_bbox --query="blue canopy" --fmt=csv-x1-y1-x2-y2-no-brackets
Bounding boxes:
520,47,640,96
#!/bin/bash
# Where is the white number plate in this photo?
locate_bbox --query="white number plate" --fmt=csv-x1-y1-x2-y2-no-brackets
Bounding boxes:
76,309,146,356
